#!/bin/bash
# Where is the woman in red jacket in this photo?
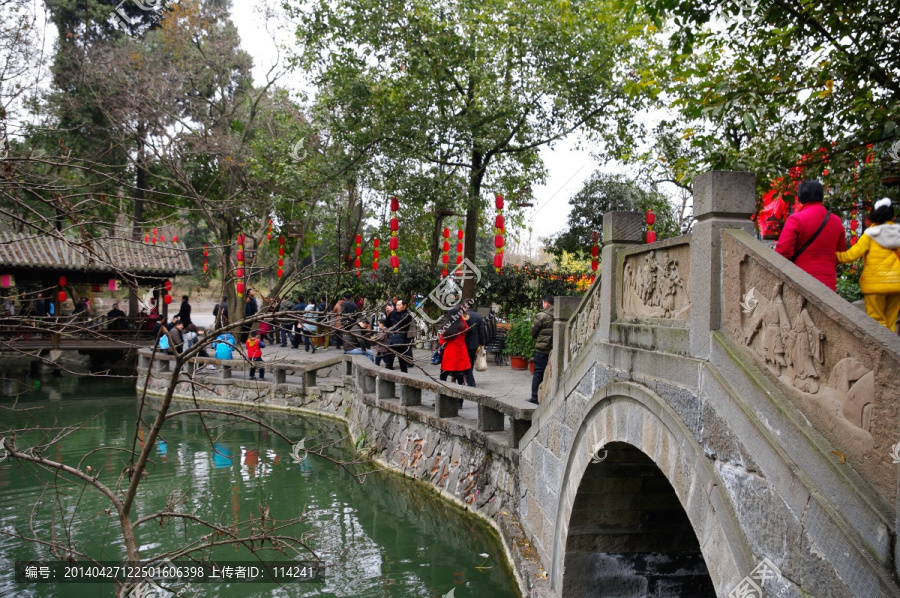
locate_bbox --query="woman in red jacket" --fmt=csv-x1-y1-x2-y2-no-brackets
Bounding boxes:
439,307,471,384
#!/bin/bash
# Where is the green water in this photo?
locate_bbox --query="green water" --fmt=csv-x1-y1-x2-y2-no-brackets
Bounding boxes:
0,375,519,597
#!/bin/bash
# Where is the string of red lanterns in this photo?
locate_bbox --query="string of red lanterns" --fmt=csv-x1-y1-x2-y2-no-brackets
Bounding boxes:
849,208,859,246
203,243,209,274
494,194,505,272
441,227,450,277
354,234,362,277
58,276,67,303
372,238,380,274
266,219,273,243
389,197,400,273
456,227,464,265
277,236,285,278
645,209,657,243
163,279,172,304
236,233,245,297
590,231,599,272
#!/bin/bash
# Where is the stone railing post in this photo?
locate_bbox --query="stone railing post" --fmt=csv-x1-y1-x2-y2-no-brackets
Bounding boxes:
597,211,646,342
550,296,581,396
689,171,756,359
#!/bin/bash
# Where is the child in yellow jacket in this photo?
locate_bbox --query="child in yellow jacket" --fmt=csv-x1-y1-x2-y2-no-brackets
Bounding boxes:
836,198,900,331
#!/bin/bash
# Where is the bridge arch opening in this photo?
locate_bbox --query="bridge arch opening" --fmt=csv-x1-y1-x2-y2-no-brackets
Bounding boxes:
562,441,715,598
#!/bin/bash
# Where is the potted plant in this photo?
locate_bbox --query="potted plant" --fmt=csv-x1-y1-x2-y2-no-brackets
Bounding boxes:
503,316,535,370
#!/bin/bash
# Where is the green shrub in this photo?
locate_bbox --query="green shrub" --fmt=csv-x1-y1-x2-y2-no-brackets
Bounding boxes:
503,315,536,357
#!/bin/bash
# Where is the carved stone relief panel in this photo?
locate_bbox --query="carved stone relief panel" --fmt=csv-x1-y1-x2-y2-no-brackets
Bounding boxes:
620,244,691,320
568,282,602,363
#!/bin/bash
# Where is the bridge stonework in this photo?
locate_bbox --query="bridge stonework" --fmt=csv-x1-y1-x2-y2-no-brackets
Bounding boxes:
518,172,900,598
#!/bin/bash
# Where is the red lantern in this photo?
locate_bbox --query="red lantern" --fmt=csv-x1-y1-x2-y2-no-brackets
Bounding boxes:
354,258,361,268
443,228,450,238
391,197,400,212
373,238,380,248
442,268,448,277
373,262,379,271
495,214,505,229
390,255,400,269
354,246,362,256
495,194,504,210
278,258,284,267
277,268,283,277
160,235,165,242
456,255,463,265
173,236,178,243
373,250,380,259
58,276,67,287
237,233,245,245
457,230,464,240
152,227,158,235
278,247,285,256
494,234,505,248
590,246,599,258
144,235,149,243
443,241,450,251
163,294,172,305
456,242,463,253
646,210,656,226
849,219,859,231
646,230,657,243
236,268,244,278
442,254,449,264
236,281,245,294
591,260,599,272
390,218,399,231
58,291,67,303
389,237,399,250
152,237,157,244
164,280,172,291
493,254,503,268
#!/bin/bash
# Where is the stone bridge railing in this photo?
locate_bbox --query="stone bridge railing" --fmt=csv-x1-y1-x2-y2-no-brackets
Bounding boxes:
520,171,900,598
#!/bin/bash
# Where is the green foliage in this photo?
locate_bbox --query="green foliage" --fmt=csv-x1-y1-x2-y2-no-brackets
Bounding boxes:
639,0,900,210
546,171,681,258
836,265,863,304
503,316,536,357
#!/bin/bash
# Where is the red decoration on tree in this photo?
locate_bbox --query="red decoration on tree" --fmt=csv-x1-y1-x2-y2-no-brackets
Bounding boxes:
590,245,599,258
173,235,178,243
236,268,244,278
443,240,450,252
495,194,504,210
278,247,285,256
160,235,165,242
391,196,399,211
236,281,245,295
590,231,599,272
443,228,450,238
152,228,158,235
237,233,245,245
442,254,449,264
389,197,400,272
495,214,505,229
58,291,67,303
163,294,172,305
646,230,657,243
278,258,284,267
456,255,463,265
390,218,399,231
277,268,283,277
390,255,399,269
237,250,244,262
277,235,286,278
236,233,245,297
457,230,464,240
164,280,172,291
58,276,67,287
456,242,463,253
152,237,157,245
494,234,505,248
389,237,399,250
373,238,380,248
144,235,150,243
494,197,505,271
591,259,599,271
493,254,503,268
373,250,379,259
645,210,656,226
354,246,362,256
203,243,209,273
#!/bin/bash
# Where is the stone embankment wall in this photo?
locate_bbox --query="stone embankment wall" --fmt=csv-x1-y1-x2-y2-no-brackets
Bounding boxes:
136,354,552,598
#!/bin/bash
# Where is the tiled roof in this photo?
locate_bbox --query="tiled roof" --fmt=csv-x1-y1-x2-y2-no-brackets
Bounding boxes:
0,232,193,276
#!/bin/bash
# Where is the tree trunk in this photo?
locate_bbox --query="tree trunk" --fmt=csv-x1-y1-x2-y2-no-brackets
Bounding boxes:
462,151,486,300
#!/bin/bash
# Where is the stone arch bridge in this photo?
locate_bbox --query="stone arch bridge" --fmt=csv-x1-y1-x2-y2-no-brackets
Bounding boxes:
519,171,900,597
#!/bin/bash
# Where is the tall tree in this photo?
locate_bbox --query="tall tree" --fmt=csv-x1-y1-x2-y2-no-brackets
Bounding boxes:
287,0,660,297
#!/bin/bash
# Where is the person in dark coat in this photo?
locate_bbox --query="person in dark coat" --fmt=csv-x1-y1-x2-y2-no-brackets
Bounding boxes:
462,306,486,387
775,179,846,291
382,298,415,373
168,320,185,355
107,302,128,331
439,307,470,384
242,289,258,342
176,295,192,327
529,295,554,404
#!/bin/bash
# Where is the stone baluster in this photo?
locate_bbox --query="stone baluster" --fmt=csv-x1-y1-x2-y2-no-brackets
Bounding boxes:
435,393,459,418
399,384,422,407
596,212,646,345
377,377,396,401
477,404,504,432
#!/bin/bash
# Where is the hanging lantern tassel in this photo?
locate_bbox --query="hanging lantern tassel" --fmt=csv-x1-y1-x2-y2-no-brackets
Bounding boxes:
591,231,599,272
236,233,245,298
277,236,285,278
390,197,400,273
646,209,657,244
494,194,505,272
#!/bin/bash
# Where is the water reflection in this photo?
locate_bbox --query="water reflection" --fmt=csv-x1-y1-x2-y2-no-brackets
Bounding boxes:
0,374,518,598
